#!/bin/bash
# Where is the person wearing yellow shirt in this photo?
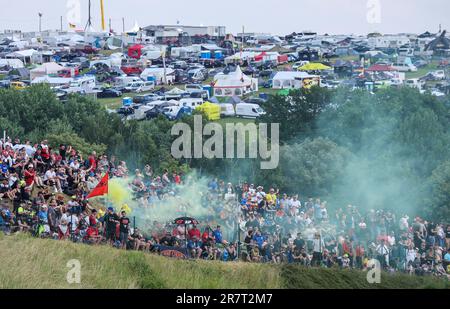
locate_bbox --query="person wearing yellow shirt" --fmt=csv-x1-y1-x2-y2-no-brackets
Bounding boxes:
266,188,277,208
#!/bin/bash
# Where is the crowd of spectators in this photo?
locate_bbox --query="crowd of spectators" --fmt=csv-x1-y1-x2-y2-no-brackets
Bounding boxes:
1,136,449,279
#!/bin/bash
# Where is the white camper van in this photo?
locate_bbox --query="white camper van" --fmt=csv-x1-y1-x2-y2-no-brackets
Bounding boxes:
235,103,265,119
66,76,96,94
179,98,204,109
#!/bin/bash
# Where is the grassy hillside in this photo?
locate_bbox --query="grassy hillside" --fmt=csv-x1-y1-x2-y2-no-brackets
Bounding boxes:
0,234,448,289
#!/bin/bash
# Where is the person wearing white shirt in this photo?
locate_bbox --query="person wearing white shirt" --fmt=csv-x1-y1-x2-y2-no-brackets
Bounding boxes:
376,239,390,267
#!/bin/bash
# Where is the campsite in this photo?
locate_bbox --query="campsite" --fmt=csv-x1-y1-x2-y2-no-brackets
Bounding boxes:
1,18,450,122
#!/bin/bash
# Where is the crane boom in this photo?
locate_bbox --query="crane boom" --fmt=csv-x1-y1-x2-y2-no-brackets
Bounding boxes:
100,0,106,31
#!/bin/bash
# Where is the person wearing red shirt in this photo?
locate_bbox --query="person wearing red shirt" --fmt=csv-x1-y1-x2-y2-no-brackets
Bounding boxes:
173,172,181,185
188,225,201,240
24,164,36,187
88,151,97,171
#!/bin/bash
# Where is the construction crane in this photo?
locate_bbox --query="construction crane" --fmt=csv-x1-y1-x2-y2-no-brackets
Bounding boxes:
100,0,106,31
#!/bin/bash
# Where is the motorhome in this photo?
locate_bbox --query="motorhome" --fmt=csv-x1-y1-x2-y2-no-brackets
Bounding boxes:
179,98,204,109
235,103,266,119
66,76,96,93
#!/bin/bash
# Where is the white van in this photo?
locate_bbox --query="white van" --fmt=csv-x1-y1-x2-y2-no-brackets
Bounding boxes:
235,103,265,119
219,103,235,117
136,81,155,93
115,76,142,88
392,63,417,72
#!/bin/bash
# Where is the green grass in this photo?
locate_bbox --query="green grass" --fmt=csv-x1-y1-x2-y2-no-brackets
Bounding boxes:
405,61,440,79
0,234,448,289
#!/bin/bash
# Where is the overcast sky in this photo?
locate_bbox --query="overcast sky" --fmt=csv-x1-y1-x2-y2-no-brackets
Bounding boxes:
0,0,448,35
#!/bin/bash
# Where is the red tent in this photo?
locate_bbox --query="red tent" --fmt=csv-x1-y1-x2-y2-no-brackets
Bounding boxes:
254,52,266,62
128,44,144,59
366,64,395,72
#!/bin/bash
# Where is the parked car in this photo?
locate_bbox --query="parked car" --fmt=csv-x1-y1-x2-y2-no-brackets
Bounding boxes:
292,61,310,70
97,88,122,98
431,70,446,80
133,93,160,104
10,81,27,90
246,97,266,105
413,60,428,68
185,84,204,93
392,63,417,72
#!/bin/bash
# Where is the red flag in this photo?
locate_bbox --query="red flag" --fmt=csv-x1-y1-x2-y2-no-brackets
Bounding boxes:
86,173,109,199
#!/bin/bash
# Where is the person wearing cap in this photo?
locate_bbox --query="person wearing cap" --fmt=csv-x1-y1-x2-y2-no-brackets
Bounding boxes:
119,211,130,249
104,207,119,245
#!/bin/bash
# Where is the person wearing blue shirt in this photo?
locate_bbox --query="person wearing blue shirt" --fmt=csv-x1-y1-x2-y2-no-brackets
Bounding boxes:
444,248,450,262
38,207,48,224
252,230,265,249
213,225,223,244
208,179,218,191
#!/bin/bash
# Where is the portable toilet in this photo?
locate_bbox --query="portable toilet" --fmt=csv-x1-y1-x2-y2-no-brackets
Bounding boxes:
200,51,211,59
203,85,213,97
259,93,268,101
123,97,133,106
214,50,223,60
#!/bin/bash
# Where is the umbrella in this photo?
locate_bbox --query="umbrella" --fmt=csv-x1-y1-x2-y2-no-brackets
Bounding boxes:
173,216,199,253
173,217,199,225
298,62,331,71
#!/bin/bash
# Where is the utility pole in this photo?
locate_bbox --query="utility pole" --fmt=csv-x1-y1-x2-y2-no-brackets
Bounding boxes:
122,17,125,33
60,16,63,32
38,13,43,33
109,18,112,33
85,0,92,32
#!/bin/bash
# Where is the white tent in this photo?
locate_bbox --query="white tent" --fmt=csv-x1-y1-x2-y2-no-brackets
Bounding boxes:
224,51,257,65
0,59,24,69
213,66,258,97
6,49,39,64
31,76,73,86
127,21,141,33
272,71,319,89
30,62,65,80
